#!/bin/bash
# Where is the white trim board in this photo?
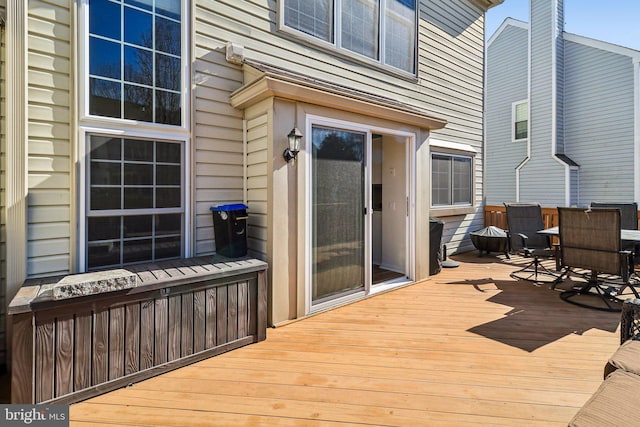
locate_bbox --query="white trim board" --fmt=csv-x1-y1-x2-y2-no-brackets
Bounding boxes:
563,32,640,61
487,17,528,48
428,139,477,154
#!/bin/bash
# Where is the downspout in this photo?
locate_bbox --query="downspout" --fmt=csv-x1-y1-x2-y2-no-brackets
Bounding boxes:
548,0,571,206
243,118,248,205
5,1,27,286
5,0,27,371
634,57,640,205
483,10,487,208
515,4,533,202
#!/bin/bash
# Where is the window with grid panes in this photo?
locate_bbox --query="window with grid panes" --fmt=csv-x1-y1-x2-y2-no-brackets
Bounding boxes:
431,153,472,207
513,101,528,141
87,135,184,269
283,0,416,74
88,0,182,125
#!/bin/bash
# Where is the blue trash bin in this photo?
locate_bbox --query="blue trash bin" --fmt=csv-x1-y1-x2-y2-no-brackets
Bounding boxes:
210,204,248,258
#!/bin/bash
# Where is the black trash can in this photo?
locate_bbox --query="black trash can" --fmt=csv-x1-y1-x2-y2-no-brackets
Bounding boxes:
429,217,445,275
210,204,249,258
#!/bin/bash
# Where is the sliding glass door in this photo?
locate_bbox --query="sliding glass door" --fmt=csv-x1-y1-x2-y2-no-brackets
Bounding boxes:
311,126,366,303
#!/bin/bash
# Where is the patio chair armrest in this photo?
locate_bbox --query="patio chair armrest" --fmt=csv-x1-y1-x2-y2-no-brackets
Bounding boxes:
620,250,634,278
515,233,529,249
621,299,640,344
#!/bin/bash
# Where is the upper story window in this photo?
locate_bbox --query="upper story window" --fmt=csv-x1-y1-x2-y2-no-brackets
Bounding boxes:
282,0,416,74
513,100,528,141
88,0,183,125
431,153,472,207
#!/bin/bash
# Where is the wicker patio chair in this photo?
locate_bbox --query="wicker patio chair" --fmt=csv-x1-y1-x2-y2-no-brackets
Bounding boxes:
569,299,640,426
604,298,640,378
556,207,637,311
505,203,558,283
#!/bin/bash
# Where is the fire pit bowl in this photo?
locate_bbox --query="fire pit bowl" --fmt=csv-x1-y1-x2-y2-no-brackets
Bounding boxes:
470,226,510,258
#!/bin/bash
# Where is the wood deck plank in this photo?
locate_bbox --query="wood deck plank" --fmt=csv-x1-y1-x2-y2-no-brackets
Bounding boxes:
71,253,621,426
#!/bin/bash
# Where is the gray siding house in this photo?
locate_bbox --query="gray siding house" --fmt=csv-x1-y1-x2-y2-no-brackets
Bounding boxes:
0,0,502,369
486,0,640,207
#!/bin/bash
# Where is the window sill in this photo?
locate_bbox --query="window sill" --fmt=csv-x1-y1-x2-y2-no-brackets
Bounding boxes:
430,206,476,217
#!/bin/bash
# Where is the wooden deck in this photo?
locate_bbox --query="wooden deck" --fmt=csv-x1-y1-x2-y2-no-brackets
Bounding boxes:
69,253,621,426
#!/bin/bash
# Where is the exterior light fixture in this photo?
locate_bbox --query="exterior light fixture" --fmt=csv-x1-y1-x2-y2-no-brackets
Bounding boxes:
284,127,302,162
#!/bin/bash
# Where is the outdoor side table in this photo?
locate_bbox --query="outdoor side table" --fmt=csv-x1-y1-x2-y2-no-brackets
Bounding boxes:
470,226,510,258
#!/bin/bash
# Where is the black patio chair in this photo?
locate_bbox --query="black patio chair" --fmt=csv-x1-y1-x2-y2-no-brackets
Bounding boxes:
591,202,640,264
556,207,639,311
505,203,558,284
590,202,639,230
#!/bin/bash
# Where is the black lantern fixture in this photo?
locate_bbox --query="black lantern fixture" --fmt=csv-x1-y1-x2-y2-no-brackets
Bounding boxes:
284,127,302,162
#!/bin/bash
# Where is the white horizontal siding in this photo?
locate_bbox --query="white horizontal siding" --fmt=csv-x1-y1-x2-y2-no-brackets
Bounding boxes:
485,24,529,205
194,0,489,254
192,39,244,255
564,41,635,204
26,0,72,277
421,0,486,251
245,114,269,259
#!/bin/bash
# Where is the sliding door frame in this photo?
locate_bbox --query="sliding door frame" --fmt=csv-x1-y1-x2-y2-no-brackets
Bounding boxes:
303,115,416,315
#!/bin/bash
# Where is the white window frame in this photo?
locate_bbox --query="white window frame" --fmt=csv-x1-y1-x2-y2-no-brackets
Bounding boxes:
430,151,474,209
278,0,418,77
512,99,529,142
77,0,191,272
78,0,191,132
78,127,191,272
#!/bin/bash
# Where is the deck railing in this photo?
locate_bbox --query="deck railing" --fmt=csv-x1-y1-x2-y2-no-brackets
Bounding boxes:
484,205,640,230
484,205,560,229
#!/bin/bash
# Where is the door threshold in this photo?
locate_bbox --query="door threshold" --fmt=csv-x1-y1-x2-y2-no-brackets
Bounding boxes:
371,277,413,295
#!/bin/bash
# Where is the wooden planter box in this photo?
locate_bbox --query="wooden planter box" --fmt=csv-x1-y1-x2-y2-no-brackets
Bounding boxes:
8,256,268,404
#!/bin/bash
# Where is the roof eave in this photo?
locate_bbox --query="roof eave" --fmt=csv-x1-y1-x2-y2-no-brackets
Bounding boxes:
230,65,448,131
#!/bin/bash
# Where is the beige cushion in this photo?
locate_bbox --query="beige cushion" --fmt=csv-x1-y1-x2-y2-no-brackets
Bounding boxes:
570,370,640,426
604,339,640,378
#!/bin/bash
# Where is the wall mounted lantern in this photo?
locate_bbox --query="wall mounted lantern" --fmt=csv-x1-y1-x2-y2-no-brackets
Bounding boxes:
283,127,302,162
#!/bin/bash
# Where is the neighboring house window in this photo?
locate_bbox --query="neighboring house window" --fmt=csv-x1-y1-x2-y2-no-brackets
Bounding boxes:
83,0,187,270
431,153,472,206
282,0,416,74
86,136,184,269
513,100,528,141
88,0,182,125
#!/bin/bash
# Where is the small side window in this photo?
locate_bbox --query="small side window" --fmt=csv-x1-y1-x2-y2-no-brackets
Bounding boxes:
431,153,472,207
513,100,528,141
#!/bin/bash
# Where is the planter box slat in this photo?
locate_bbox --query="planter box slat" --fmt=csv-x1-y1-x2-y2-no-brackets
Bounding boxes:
74,312,92,391
193,290,206,353
55,315,74,397
35,320,55,402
